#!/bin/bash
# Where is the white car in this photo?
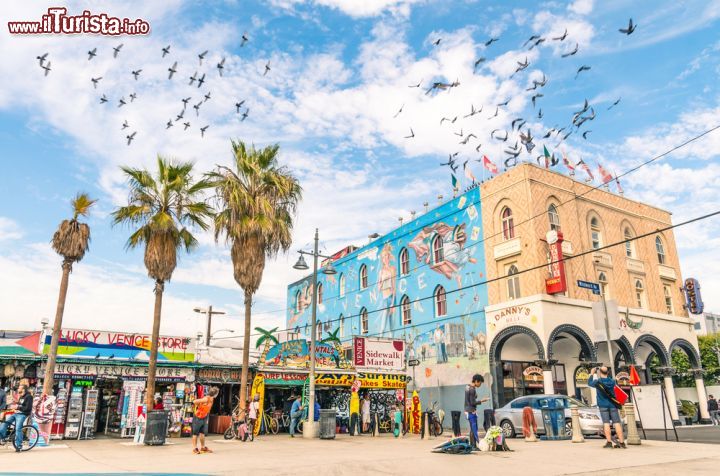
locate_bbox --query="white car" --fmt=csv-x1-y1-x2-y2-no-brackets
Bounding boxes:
494,394,606,438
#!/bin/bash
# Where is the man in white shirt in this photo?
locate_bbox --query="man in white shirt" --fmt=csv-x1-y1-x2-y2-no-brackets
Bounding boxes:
248,394,260,438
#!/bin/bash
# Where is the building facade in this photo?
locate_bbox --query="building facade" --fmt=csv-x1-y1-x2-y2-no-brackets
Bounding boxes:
692,312,720,335
286,163,710,424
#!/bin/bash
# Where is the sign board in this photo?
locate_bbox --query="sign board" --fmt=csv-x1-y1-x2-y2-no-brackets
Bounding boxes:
633,385,675,430
42,329,195,362
261,339,349,370
523,365,544,388
592,299,621,342
683,278,704,315
577,280,601,295
574,367,590,386
353,337,406,371
545,231,568,294
260,371,308,386
196,368,241,383
315,372,409,389
39,363,192,382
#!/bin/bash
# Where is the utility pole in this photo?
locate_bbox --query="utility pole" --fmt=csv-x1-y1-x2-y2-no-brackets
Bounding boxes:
194,306,226,346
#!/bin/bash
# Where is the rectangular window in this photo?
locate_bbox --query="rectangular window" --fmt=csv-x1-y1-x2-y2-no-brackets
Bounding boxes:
663,284,673,315
591,231,601,250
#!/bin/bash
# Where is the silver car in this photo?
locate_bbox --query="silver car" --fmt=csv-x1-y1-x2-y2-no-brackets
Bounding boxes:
495,394,605,438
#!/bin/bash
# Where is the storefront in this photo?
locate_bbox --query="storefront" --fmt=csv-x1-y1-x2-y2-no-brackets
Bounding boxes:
195,367,243,435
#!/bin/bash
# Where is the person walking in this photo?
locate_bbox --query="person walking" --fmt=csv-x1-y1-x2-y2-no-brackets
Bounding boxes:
588,366,626,449
191,386,218,454
248,395,260,437
361,393,371,433
0,384,33,452
464,374,489,448
289,395,304,438
707,395,719,425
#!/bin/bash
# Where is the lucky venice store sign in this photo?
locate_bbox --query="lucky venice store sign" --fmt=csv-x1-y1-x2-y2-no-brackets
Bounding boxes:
39,362,192,381
353,337,406,371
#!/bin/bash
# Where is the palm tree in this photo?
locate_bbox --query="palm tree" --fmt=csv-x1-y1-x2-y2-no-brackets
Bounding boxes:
208,140,301,410
112,156,213,408
43,193,97,396
255,327,279,363
321,328,347,369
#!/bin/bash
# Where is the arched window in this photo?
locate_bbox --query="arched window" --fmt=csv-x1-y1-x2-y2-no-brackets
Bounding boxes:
590,217,602,250
339,273,345,297
359,264,368,289
399,247,410,276
598,271,609,299
339,314,344,339
548,204,561,232
432,235,444,263
655,236,666,264
295,290,302,312
316,320,323,338
401,295,412,325
507,264,520,300
360,308,368,335
624,227,635,258
434,286,447,317
317,282,323,304
502,207,515,240
634,279,645,308
663,284,673,315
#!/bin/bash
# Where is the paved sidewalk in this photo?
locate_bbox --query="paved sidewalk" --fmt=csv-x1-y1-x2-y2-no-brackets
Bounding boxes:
2,434,719,475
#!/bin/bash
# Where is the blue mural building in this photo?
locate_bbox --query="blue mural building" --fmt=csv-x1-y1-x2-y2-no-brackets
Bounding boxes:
286,185,493,407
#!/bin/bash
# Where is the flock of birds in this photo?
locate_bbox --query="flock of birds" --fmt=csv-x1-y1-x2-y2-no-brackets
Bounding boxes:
34,32,265,145
398,18,638,178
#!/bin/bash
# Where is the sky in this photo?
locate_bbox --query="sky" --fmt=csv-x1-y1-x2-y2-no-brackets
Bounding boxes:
1,0,720,341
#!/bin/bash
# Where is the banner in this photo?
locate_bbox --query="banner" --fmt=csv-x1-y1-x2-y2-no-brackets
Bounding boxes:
683,278,704,315
315,372,409,389
353,337,406,371
39,363,192,382
260,339,349,370
42,329,195,362
196,368,241,383
545,230,567,294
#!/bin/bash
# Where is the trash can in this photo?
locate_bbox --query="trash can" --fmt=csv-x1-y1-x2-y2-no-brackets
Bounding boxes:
539,398,568,441
451,411,462,437
319,409,337,439
144,410,169,446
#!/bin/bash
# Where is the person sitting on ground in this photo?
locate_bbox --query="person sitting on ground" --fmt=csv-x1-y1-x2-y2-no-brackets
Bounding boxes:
588,366,626,449
191,386,218,454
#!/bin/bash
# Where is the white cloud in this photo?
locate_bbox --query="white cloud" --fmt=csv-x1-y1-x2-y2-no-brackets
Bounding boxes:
270,0,424,18
0,217,23,241
568,0,594,16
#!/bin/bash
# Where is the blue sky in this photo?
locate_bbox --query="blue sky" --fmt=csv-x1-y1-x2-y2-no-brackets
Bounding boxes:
1,0,719,339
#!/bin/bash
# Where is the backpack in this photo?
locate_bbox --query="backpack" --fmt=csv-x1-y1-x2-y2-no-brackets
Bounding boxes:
596,382,626,409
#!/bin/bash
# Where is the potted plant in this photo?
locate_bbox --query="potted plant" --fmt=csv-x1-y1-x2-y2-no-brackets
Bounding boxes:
679,400,697,425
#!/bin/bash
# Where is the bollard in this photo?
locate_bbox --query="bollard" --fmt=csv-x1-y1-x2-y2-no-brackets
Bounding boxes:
373,413,379,437
570,405,584,443
624,403,641,446
522,406,537,442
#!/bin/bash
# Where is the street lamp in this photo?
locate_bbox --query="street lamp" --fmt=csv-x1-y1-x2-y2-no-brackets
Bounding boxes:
292,228,336,439
194,306,226,346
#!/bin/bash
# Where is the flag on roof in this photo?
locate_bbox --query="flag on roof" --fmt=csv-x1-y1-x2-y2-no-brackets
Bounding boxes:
615,172,624,194
598,163,613,184
543,145,551,169
482,155,498,174
562,151,575,175
463,161,477,183
577,159,594,181
451,173,458,189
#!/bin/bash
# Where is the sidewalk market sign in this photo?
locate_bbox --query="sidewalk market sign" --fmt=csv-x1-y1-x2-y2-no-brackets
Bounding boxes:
260,339,350,369
353,337,406,371
42,329,195,362
39,363,193,382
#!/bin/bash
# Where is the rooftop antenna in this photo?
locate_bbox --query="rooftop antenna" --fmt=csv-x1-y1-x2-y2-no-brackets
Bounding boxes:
423,202,429,213
410,210,416,220
398,217,404,227
437,194,443,205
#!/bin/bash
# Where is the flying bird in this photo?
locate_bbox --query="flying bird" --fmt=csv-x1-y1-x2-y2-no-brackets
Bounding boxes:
464,104,481,118
511,118,525,130
484,37,499,47
91,77,102,89
511,57,529,77
193,101,202,116
189,71,198,86
432,38,442,46
183,121,191,130
537,108,543,119
36,52,48,66
574,99,590,116
198,50,208,65
166,120,174,129
561,43,579,58
175,111,185,121
408,80,422,88
522,35,540,48
217,57,226,76
118,97,126,107
235,100,245,113
575,65,591,79
454,128,464,137
200,125,209,137
241,108,249,121
393,104,404,118
263,61,271,76
619,18,636,35
497,98,511,107
168,62,178,80
553,29,568,41
132,69,142,80
197,73,206,88
529,37,546,50
491,129,508,141
182,97,191,109
404,128,415,139
100,94,108,104
487,106,499,119
440,116,457,125
126,131,136,145
582,130,592,139
607,97,622,110
129,92,137,102
531,93,544,108
241,32,249,47
121,120,129,130
473,57,486,73
162,45,171,57
204,91,211,102
113,44,123,58
87,48,97,60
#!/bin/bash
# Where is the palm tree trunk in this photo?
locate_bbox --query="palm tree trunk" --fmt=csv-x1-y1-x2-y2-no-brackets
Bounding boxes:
145,280,164,409
42,258,73,396
238,289,253,411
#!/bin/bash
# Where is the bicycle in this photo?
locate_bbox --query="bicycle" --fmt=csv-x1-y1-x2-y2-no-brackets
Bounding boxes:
259,408,279,435
0,414,39,452
424,401,444,437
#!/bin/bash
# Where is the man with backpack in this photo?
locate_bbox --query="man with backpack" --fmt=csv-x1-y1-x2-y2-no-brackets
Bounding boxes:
588,366,626,449
191,386,219,454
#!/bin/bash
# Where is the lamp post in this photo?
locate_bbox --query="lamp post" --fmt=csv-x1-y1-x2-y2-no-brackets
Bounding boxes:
292,228,337,439
194,306,226,346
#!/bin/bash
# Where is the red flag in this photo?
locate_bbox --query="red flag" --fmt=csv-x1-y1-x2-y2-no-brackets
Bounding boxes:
577,159,594,181
597,163,613,184
562,151,575,174
629,365,641,386
614,172,624,194
482,155,498,174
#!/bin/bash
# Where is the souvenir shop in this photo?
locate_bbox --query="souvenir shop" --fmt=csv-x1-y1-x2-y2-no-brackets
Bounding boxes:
194,367,243,435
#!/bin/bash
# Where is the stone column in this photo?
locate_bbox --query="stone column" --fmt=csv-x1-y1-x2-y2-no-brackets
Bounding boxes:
539,360,556,395
693,369,712,424
661,368,681,425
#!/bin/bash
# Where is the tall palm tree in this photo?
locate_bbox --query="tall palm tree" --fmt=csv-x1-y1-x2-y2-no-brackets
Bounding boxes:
43,193,97,396
112,156,213,408
208,140,301,410
255,327,279,364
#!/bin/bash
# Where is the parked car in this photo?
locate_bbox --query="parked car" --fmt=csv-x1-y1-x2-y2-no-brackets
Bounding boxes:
495,394,608,438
